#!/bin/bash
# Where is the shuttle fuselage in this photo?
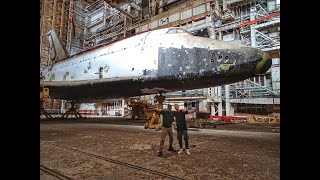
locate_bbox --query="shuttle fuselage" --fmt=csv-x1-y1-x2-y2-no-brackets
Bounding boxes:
40,27,271,102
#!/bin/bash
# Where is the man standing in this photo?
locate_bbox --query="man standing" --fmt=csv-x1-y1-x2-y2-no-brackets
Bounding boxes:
173,103,196,155
153,104,175,157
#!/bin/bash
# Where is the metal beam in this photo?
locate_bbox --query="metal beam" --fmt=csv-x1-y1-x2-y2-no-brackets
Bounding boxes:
59,0,66,38
51,0,58,28
217,86,222,116
225,85,230,116
40,0,48,63
250,7,256,47
237,12,280,28
104,0,135,19
115,6,135,19
230,97,280,104
245,79,280,96
121,99,125,117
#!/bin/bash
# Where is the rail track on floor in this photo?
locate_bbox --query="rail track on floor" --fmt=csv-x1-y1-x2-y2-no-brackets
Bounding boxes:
40,164,73,180
43,143,185,180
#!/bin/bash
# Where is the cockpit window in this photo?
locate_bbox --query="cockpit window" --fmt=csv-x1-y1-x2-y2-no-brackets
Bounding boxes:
176,29,186,33
166,29,176,34
165,28,191,35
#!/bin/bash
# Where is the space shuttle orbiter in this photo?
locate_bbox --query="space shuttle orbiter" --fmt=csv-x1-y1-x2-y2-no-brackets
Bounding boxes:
40,27,271,102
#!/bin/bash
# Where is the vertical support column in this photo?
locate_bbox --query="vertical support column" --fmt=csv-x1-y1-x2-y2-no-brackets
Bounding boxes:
83,19,88,47
125,4,131,37
148,0,151,16
210,103,215,116
215,87,218,95
225,85,230,116
218,30,223,116
264,75,267,87
66,0,73,54
104,103,107,116
61,100,65,114
121,99,125,117
84,1,90,48
106,103,109,116
159,0,163,13
59,0,66,38
208,4,216,40
258,75,261,85
40,0,47,60
250,6,256,47
235,86,238,98
218,86,222,116
103,1,107,26
208,24,217,115
51,0,58,28
53,99,56,109
207,26,215,39
271,58,280,93
124,14,127,37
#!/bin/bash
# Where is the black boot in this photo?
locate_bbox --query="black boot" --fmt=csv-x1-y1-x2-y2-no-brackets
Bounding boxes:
168,146,176,152
157,151,163,157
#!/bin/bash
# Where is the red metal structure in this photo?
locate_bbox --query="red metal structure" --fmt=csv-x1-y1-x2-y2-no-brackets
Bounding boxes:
237,12,280,28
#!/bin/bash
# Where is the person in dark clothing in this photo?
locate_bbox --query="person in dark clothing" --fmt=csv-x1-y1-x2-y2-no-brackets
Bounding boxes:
152,104,175,157
173,103,196,155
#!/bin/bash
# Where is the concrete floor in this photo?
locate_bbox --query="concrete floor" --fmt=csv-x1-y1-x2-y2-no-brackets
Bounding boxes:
40,117,280,180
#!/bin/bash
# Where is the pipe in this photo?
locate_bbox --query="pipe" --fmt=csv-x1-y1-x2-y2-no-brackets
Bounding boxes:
184,22,212,33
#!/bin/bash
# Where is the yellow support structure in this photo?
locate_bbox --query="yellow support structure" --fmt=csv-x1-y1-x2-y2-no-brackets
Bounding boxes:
40,87,49,99
40,87,53,119
247,114,280,124
144,113,163,130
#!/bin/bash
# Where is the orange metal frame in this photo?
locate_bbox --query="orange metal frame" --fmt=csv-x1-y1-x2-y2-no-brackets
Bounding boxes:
237,12,280,28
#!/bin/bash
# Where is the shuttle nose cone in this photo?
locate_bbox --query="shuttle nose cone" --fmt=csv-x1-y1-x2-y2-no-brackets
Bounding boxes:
255,52,272,74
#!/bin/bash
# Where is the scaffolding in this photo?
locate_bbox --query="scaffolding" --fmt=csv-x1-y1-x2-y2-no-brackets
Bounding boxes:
65,0,88,56
80,1,133,49
40,0,280,117
212,0,280,116
40,0,72,69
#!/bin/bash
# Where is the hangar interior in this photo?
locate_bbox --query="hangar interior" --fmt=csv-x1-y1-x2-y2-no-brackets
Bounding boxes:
40,0,280,120
40,1,280,179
